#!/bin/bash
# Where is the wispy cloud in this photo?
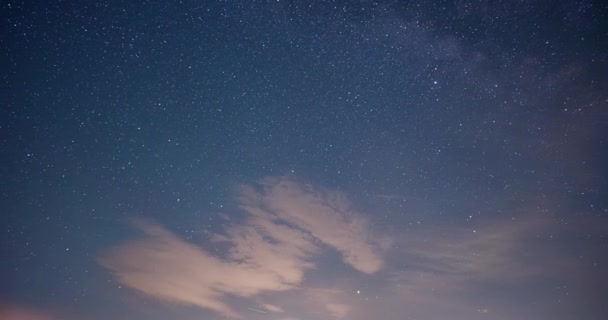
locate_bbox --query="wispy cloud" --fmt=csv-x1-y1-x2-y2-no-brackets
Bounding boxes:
325,303,350,318
390,215,553,284
0,304,55,320
98,177,604,320
239,176,389,273
303,287,352,319
98,176,384,318
260,303,283,313
365,212,601,320
98,217,310,318
268,210,605,320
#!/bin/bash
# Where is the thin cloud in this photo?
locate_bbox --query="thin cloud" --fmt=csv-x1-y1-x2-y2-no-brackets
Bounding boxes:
238,176,388,273
98,176,384,318
0,304,55,320
325,303,350,318
389,213,565,288
364,212,596,320
98,217,312,318
260,303,283,313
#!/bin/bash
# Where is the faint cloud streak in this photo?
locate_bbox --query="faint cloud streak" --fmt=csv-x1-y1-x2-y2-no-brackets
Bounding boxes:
239,176,388,273
98,176,384,318
0,304,55,320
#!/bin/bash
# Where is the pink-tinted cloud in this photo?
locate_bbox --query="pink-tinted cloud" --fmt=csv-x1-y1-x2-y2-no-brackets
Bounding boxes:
0,305,55,320
238,176,388,273
98,217,313,318
98,176,384,318
260,303,283,313
267,211,604,320
325,303,350,318
98,178,605,320
349,212,601,320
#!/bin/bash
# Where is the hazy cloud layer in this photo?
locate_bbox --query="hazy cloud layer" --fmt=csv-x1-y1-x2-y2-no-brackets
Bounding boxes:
356,212,604,320
98,176,384,318
0,305,55,320
97,177,605,320
325,303,350,318
238,208,605,320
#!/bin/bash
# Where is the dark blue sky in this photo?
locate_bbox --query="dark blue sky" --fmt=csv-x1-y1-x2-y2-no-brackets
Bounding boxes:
2,1,607,320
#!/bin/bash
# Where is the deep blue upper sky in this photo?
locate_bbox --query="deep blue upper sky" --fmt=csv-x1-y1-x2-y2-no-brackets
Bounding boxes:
2,1,607,320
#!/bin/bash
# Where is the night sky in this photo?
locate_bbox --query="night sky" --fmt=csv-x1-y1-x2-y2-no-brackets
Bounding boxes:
2,1,608,319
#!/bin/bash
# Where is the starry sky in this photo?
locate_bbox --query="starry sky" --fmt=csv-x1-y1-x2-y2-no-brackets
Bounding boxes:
1,0,608,319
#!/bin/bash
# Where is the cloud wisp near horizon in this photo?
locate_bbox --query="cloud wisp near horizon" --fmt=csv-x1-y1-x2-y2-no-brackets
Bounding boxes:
92,176,605,320
0,304,56,320
97,176,387,318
